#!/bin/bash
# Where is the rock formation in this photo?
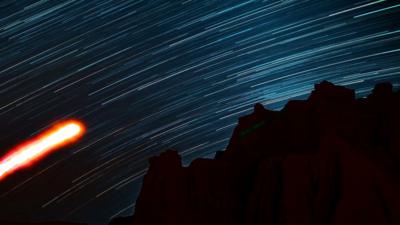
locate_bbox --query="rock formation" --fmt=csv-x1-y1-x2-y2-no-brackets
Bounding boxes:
132,81,400,225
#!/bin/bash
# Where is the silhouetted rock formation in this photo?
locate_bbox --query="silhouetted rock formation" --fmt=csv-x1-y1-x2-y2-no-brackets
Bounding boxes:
132,81,400,225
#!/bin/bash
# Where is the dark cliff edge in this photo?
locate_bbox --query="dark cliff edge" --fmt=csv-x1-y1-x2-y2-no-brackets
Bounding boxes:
130,81,400,225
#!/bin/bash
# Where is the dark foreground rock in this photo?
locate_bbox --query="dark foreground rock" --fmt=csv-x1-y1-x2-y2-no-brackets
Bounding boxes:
132,81,400,225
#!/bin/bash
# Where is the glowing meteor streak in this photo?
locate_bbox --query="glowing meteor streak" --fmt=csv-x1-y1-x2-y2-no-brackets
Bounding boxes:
0,120,85,181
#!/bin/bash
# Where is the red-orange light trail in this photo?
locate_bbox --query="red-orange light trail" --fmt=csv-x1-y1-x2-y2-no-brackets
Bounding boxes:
0,120,85,181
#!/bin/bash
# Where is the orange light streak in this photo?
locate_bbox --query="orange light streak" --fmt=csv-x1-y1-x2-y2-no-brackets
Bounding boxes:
0,120,85,181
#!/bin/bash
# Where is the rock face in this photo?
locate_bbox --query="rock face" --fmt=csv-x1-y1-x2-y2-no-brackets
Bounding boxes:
132,81,400,225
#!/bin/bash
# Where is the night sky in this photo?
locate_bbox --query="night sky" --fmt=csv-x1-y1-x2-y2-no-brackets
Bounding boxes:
0,0,399,225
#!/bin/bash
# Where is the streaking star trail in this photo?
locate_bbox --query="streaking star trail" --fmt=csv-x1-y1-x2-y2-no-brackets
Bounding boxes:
0,0,399,224
0,120,85,181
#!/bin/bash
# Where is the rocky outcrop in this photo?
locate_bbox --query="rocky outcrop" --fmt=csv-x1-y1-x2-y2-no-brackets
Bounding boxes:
132,81,400,225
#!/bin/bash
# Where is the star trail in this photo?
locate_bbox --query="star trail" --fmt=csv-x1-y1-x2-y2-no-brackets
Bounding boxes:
0,0,399,224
